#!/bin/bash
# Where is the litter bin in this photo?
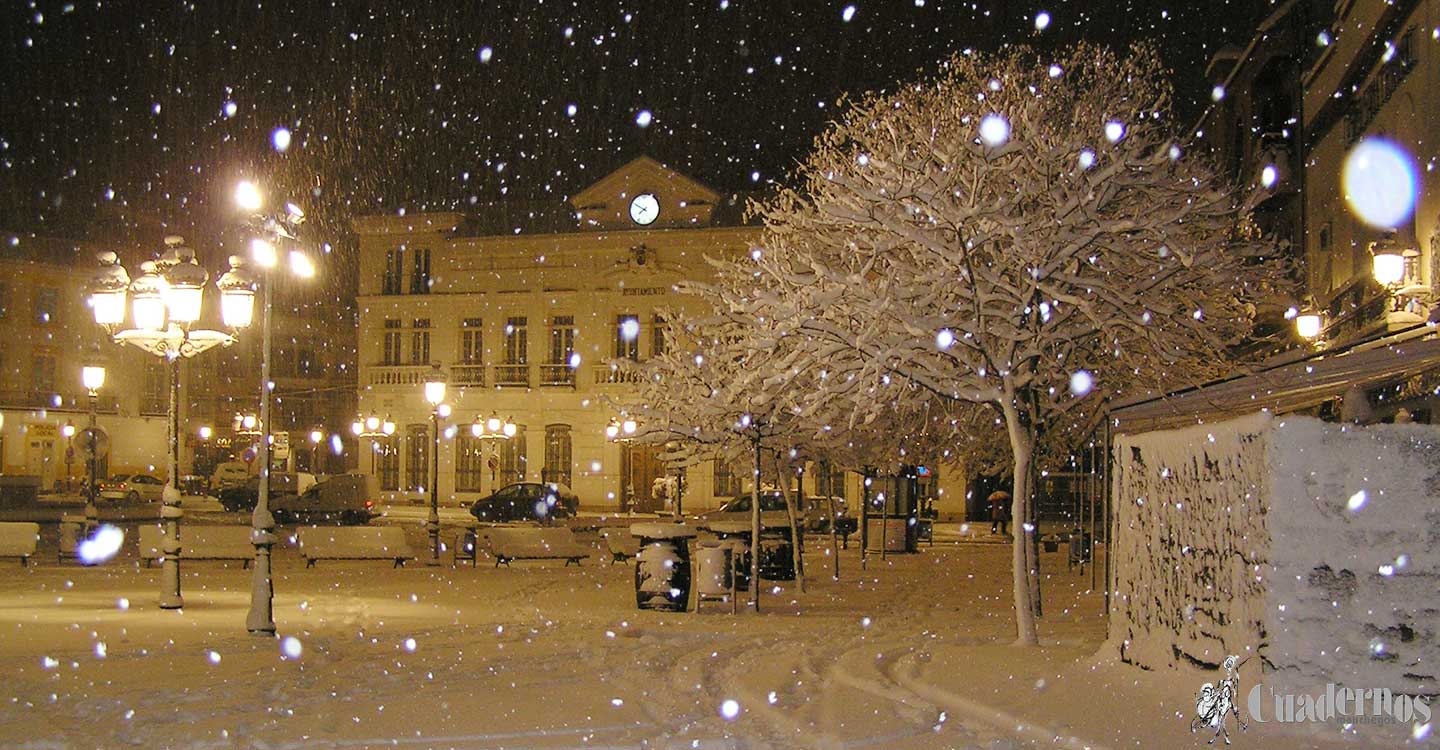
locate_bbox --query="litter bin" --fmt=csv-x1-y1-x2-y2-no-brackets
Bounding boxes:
631,523,696,611
58,514,85,562
695,540,740,613
703,521,755,590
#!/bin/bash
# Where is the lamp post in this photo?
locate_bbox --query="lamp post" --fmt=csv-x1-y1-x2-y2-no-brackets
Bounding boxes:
81,365,106,531
89,239,252,609
423,368,447,565
236,180,314,636
351,413,397,475
469,412,514,493
308,429,324,474
604,417,639,511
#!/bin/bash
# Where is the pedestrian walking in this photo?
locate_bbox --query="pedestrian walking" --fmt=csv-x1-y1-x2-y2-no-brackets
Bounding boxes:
988,489,1011,536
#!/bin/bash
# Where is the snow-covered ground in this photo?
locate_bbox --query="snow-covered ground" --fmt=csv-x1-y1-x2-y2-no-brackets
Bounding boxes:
0,532,1410,749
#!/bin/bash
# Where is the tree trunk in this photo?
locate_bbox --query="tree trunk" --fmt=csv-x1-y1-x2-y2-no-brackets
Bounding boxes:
775,455,805,593
1000,397,1040,646
750,439,762,613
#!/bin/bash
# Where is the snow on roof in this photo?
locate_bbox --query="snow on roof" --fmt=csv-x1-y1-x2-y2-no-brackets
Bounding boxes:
1110,326,1440,434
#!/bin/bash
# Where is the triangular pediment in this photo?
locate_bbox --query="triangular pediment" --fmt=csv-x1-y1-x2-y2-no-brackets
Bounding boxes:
571,156,721,230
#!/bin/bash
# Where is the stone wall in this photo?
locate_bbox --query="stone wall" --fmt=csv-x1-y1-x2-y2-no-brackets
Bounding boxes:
1265,417,1440,694
1109,412,1271,671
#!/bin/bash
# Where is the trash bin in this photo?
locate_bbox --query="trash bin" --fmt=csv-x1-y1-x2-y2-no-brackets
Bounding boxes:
631,523,696,611
695,540,739,613
703,521,754,590
58,514,85,562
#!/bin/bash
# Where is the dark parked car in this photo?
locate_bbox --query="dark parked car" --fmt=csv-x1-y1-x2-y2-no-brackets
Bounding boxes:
216,472,316,513
469,482,579,523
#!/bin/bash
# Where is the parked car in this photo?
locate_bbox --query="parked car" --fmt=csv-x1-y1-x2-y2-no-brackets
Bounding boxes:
98,473,166,502
802,496,851,533
208,462,250,492
216,472,317,513
692,490,793,529
273,473,377,525
469,482,579,523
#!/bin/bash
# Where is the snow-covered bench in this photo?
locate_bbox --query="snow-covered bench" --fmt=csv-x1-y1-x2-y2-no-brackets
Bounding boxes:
600,527,641,563
488,526,589,567
298,526,413,568
139,524,254,567
0,522,39,566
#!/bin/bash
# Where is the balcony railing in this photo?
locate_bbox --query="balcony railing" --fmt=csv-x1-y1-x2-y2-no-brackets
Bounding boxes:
451,365,486,387
494,364,530,388
592,365,643,385
539,364,576,387
367,364,434,386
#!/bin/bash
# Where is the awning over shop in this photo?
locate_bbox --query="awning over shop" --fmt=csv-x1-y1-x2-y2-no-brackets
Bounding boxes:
1109,327,1440,435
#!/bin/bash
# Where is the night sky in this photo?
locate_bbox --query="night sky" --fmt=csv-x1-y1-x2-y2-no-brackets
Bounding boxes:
1,0,1268,251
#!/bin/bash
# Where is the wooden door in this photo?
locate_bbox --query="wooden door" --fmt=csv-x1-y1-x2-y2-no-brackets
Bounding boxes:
621,444,665,513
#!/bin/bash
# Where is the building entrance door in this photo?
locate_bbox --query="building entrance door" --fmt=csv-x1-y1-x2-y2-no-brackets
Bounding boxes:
621,444,665,513
26,427,57,489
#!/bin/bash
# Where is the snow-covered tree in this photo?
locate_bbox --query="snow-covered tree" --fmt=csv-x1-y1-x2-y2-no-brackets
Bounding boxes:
724,43,1293,645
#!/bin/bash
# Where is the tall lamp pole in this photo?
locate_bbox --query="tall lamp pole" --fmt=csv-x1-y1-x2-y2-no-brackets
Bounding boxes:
81,365,106,531
89,240,251,609
423,368,447,565
235,179,315,635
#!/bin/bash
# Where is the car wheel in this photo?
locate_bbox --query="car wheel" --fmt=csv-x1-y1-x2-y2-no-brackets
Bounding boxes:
127,491,140,503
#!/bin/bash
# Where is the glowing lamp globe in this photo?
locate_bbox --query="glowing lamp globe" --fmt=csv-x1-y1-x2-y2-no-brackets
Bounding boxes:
1373,250,1406,287
81,365,106,392
217,256,256,329
1294,313,1322,340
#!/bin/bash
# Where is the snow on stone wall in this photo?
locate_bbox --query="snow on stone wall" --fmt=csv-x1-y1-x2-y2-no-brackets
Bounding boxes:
1109,412,1272,671
1265,416,1440,694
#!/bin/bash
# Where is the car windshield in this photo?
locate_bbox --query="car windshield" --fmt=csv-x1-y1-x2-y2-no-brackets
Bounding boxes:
108,474,130,482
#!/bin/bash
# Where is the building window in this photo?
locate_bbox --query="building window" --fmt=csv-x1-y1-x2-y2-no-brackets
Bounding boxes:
651,314,666,357
140,360,166,414
460,318,483,364
548,316,575,364
615,314,639,360
383,248,405,295
377,439,400,491
543,425,572,487
410,319,431,365
382,319,403,365
500,425,527,484
405,424,429,492
713,458,741,497
30,353,55,395
454,434,486,493
504,317,528,365
409,248,431,294
34,287,58,325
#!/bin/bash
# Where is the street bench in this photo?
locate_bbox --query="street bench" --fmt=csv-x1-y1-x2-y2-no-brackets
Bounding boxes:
298,526,414,568
139,524,255,567
488,526,589,567
599,527,641,564
0,522,40,566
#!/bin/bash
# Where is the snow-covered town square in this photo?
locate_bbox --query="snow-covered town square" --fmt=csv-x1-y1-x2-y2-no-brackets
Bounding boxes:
2,0,1439,748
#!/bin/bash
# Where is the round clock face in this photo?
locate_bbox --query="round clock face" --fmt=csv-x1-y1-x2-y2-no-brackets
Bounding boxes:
629,193,659,225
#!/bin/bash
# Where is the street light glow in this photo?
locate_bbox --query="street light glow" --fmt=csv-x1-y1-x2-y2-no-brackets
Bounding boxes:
235,180,263,212
250,238,278,268
289,250,315,278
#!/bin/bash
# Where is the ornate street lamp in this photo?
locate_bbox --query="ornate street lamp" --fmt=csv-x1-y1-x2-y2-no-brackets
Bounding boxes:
80,364,106,531
89,238,252,610
236,180,314,636
469,412,513,491
424,367,447,565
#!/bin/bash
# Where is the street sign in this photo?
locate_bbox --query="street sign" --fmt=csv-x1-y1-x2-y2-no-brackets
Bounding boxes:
78,427,109,460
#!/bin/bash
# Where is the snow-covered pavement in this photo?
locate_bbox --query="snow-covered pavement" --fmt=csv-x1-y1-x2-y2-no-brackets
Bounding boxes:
0,536,1400,749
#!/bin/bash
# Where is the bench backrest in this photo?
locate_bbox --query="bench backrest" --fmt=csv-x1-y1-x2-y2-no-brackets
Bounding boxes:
488,526,584,556
600,527,641,556
139,524,253,559
298,526,411,558
0,522,39,557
